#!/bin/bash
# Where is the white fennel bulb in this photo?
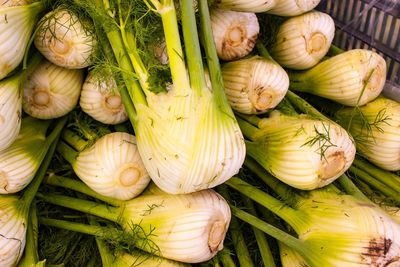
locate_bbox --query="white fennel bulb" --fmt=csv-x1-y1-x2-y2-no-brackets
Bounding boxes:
222,56,289,114
0,117,53,194
0,0,29,7
0,76,22,152
240,111,356,189
267,0,321,16
335,97,400,171
271,11,335,70
210,8,259,61
43,188,232,263
214,0,278,12
80,70,128,125
0,196,27,267
61,132,151,201
34,8,97,69
0,2,43,79
289,49,387,106
23,59,84,119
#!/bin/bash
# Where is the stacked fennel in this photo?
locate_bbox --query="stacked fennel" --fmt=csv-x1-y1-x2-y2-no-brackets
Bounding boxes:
0,0,398,266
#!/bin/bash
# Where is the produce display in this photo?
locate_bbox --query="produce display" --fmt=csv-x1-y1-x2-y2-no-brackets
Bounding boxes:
0,0,398,266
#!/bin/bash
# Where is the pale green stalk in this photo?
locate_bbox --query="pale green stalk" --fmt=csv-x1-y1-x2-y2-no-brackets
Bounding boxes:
44,174,123,206
218,186,254,267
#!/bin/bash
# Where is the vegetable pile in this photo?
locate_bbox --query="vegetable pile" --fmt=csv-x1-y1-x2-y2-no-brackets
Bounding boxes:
0,0,399,266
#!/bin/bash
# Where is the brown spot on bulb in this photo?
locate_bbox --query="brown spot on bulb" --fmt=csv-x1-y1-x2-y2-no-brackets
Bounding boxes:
226,25,246,47
33,91,50,106
117,164,141,187
105,95,122,110
208,221,226,252
318,150,346,180
307,32,327,54
0,171,8,190
50,38,71,55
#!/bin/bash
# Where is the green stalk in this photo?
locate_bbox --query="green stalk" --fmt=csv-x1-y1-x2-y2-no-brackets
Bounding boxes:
38,193,120,223
337,174,369,202
218,248,236,267
276,98,298,116
327,44,344,56
285,91,328,120
198,0,233,114
256,41,276,63
87,216,116,267
20,116,68,205
353,157,400,191
244,157,300,208
180,0,207,95
225,177,304,229
156,1,191,95
39,217,108,237
242,197,276,267
56,141,78,165
121,28,151,95
218,186,254,267
235,113,262,127
230,207,309,258
20,52,43,83
94,17,137,121
348,166,400,203
235,116,261,141
45,174,123,206
18,202,42,267
105,29,148,107
62,130,88,152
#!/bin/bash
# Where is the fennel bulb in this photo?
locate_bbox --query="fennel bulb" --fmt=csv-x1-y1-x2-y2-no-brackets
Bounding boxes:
209,8,259,61
228,175,400,266
59,132,150,200
222,55,289,114
0,2,43,79
267,0,321,16
289,49,386,106
335,97,400,171
0,117,53,193
213,0,278,13
0,76,22,152
41,188,231,263
80,70,128,125
270,11,335,70
240,111,356,189
23,59,84,119
34,8,97,69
